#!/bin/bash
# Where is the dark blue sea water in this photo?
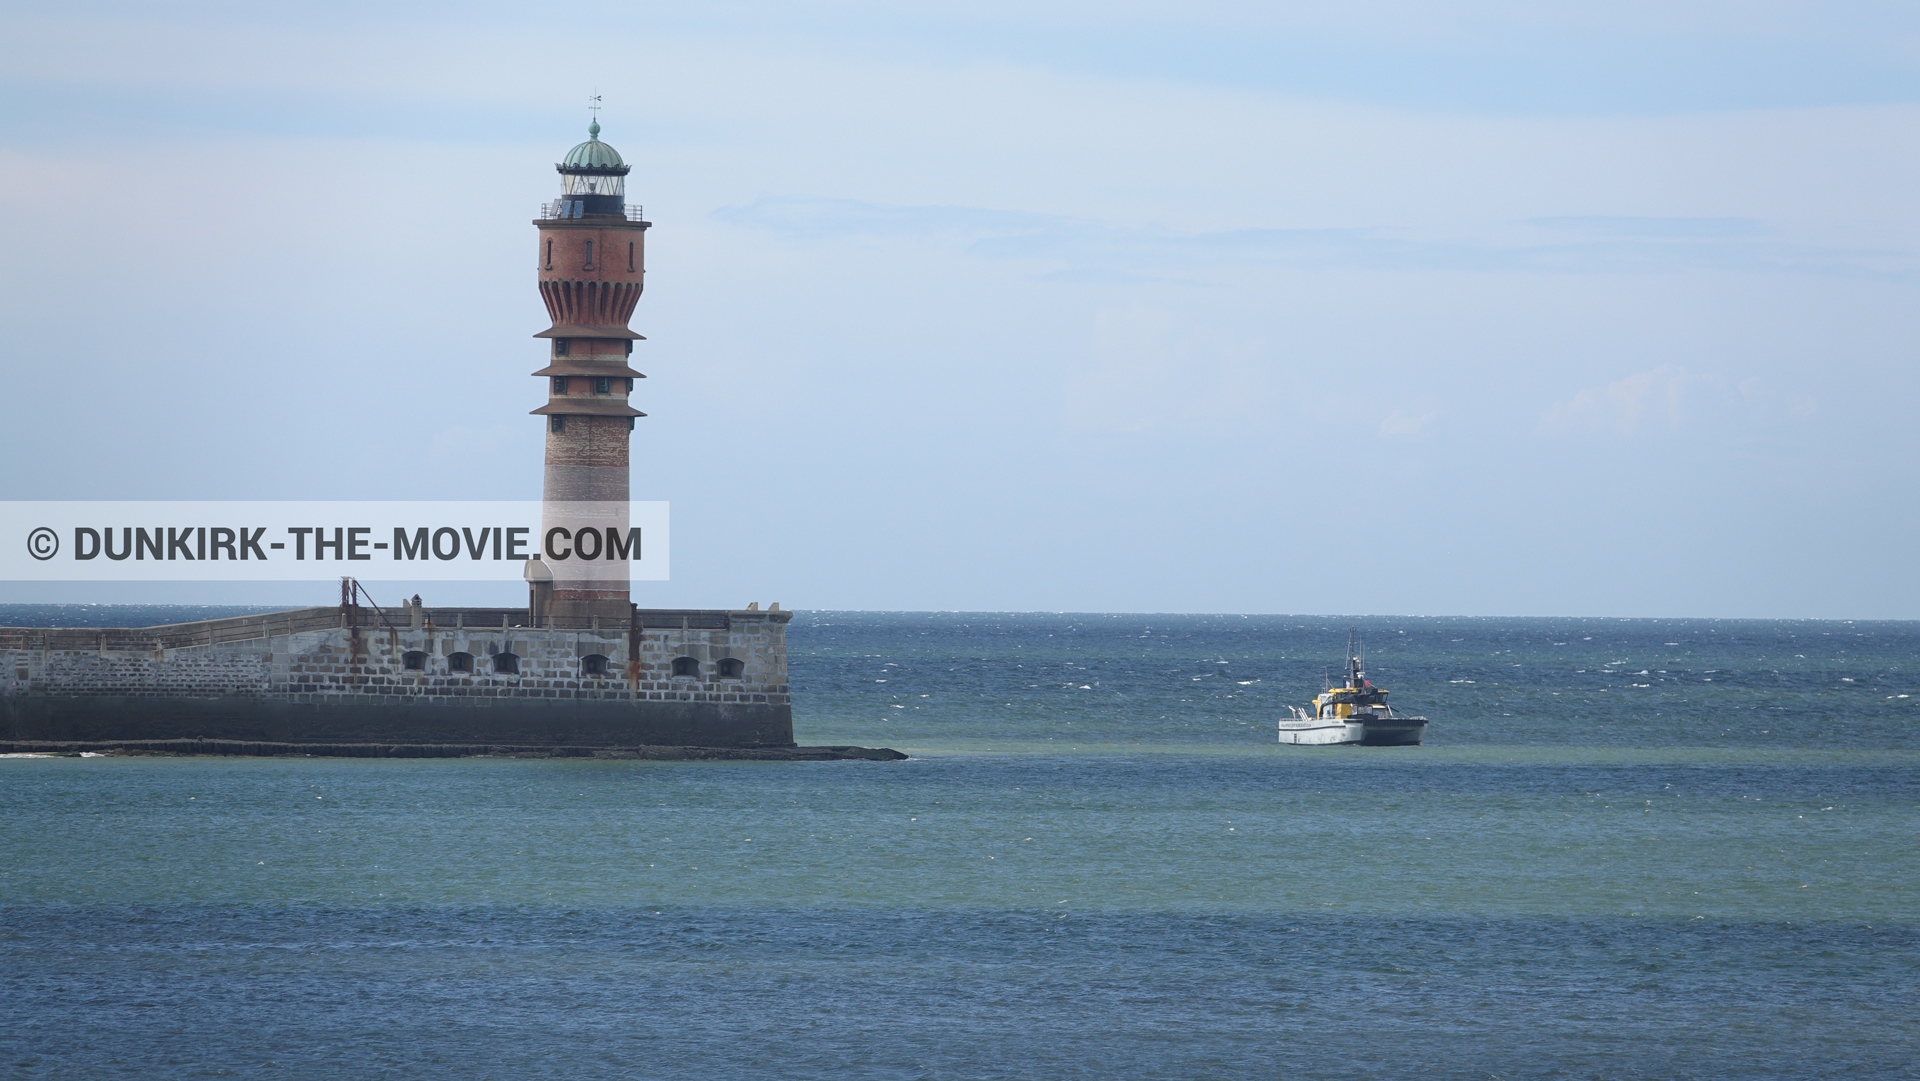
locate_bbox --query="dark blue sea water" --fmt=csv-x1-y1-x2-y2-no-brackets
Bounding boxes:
3,610,1916,1079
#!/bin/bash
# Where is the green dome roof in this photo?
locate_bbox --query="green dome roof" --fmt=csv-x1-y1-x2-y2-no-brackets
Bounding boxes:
561,121,626,170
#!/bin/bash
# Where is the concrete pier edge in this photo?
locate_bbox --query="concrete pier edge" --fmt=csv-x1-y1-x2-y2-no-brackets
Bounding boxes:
0,738,907,761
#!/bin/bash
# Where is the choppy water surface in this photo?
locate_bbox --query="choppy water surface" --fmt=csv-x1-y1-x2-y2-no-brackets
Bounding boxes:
3,610,1916,1079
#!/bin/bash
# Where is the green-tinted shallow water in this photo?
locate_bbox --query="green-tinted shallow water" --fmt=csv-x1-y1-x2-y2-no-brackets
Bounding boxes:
7,752,1916,922
2,611,1916,1079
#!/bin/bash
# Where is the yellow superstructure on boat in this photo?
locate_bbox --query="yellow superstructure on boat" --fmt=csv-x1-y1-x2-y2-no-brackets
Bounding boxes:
1278,630,1428,746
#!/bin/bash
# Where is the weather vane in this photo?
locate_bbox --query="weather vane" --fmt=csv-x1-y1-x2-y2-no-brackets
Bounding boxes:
588,90,602,123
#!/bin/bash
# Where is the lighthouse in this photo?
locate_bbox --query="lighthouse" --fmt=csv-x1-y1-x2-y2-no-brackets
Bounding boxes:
0,115,843,754
527,120,650,625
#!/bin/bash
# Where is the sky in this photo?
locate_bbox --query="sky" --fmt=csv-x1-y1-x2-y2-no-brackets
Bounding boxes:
2,1,1918,618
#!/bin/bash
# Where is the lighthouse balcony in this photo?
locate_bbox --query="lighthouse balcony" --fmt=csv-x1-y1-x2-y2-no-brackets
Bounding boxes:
541,201,647,222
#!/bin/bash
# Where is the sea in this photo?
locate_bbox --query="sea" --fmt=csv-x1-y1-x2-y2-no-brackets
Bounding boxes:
2,608,1916,1080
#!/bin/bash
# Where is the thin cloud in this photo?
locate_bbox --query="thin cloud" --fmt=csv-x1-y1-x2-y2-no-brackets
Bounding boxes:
717,196,1914,279
1528,216,1773,239
1540,366,1701,435
1377,409,1436,439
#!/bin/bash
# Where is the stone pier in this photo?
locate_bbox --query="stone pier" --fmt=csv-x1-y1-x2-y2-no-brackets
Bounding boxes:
1,603,810,750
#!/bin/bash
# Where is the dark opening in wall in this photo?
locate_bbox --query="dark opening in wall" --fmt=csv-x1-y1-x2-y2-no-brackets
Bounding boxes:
628,241,634,272
493,652,519,675
402,650,427,671
554,338,570,356
717,657,744,679
552,376,568,393
584,240,594,268
448,652,474,674
582,654,609,676
593,377,611,395
671,656,699,678
550,416,565,433
624,378,634,393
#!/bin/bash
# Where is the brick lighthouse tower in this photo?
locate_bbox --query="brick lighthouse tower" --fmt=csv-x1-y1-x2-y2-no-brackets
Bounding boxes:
527,119,649,625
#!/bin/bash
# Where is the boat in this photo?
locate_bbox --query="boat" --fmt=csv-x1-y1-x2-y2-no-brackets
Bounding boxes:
1277,631,1427,746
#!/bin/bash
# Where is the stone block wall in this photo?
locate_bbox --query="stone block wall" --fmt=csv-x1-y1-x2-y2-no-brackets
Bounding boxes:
0,605,792,746
631,613,787,707
3,648,273,700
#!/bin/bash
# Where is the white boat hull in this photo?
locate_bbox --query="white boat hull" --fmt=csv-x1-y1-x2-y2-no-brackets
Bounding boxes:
1277,720,1365,745
1277,715,1428,746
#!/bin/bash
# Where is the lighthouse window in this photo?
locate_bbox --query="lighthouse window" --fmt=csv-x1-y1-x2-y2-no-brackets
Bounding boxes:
550,416,566,433
593,377,611,395
402,650,427,671
552,377,568,394
554,338,570,356
544,239,552,268
584,240,594,267
717,657,744,679
447,651,474,674
624,378,634,393
671,656,700,678
627,242,634,271
582,654,609,676
628,418,636,431
493,652,519,675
